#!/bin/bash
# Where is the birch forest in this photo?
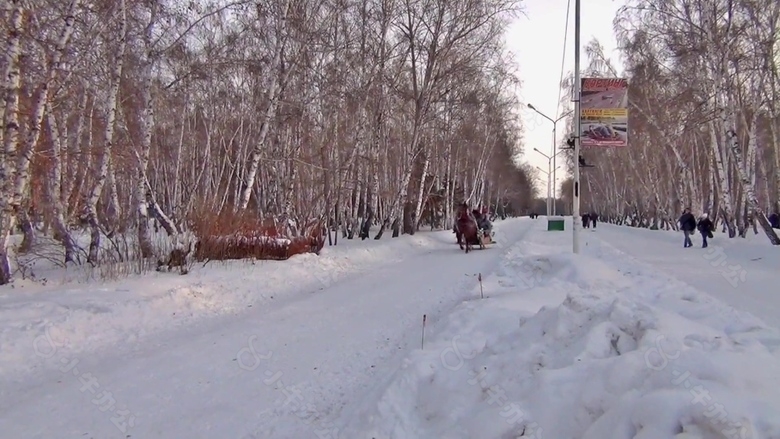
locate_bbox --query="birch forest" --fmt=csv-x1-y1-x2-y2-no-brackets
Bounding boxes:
0,0,537,284
556,0,780,245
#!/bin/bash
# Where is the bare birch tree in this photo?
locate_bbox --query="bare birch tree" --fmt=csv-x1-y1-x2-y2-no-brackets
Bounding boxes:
555,0,780,245
0,0,536,283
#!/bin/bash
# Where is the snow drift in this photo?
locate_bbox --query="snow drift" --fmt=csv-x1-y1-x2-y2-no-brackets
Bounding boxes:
341,226,780,439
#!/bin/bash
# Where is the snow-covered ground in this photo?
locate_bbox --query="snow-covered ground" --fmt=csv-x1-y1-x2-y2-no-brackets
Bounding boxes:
1,218,779,439
0,219,534,438
0,228,476,377
342,220,780,438
594,223,780,329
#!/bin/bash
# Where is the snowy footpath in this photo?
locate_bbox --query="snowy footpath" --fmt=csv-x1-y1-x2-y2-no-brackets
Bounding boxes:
2,218,780,439
0,219,533,438
594,223,780,329
342,220,780,439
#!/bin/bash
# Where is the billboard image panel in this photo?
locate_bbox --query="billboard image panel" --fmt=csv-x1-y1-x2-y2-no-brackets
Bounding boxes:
580,78,628,147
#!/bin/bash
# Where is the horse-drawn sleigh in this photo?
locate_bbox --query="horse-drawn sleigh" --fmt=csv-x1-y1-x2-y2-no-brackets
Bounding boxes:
453,203,494,253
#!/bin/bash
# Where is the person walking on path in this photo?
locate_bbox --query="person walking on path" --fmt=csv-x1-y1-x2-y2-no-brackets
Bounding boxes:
678,208,696,248
589,212,598,228
697,213,714,248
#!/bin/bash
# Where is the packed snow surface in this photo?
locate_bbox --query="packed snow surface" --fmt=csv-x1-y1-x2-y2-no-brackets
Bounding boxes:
343,222,780,438
595,223,780,329
1,218,779,438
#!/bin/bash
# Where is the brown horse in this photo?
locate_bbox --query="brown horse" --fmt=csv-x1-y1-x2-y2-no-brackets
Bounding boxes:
455,204,483,253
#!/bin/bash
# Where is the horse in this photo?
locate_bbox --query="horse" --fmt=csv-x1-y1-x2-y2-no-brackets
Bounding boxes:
455,204,483,253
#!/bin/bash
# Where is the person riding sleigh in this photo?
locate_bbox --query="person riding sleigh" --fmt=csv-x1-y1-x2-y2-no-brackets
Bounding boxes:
472,207,493,236
455,202,492,239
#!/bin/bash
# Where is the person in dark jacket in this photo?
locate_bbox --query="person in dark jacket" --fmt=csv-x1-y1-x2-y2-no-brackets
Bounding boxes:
696,213,714,248
769,212,780,229
589,212,598,228
582,212,590,228
678,208,696,248
473,209,492,235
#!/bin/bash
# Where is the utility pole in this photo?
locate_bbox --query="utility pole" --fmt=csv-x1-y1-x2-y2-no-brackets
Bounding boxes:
533,148,553,216
552,125,557,215
573,0,581,254
536,166,551,216
536,164,561,217
528,105,572,215
534,147,565,218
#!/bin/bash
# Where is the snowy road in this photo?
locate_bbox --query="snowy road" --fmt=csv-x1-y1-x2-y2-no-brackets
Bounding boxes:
592,223,780,328
0,219,533,439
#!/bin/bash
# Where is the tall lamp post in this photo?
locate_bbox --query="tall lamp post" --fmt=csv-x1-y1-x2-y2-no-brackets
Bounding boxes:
533,148,563,216
527,105,573,215
535,165,561,217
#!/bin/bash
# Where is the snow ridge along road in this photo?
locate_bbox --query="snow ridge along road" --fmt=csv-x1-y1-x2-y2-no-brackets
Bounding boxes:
0,218,533,439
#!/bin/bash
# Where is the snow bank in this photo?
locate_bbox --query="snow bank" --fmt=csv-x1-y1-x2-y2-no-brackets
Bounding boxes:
342,222,780,439
0,228,457,378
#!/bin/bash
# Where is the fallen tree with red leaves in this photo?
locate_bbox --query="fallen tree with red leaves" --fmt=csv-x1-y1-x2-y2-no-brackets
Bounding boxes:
189,210,325,263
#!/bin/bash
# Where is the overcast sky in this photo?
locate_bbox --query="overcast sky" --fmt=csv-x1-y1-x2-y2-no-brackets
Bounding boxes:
505,0,626,198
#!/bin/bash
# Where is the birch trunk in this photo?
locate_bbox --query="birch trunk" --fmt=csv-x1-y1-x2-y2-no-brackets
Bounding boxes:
630,99,691,210
69,95,94,216
772,121,780,213
724,118,780,244
0,0,23,132
690,142,702,211
171,101,187,218
46,112,78,263
380,158,414,239
349,160,363,239
63,87,88,208
237,0,290,211
412,151,429,233
365,102,383,238
11,0,80,253
0,0,24,284
385,112,424,238
106,160,120,234
135,9,157,258
708,156,717,220
759,151,770,213
443,144,452,230
145,191,180,240
83,0,127,264
709,121,736,237
339,132,362,239
746,112,759,235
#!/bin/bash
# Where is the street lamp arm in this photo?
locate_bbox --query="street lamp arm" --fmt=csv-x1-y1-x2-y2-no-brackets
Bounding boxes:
528,105,555,124
533,147,551,160
554,109,574,124
529,103,566,219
